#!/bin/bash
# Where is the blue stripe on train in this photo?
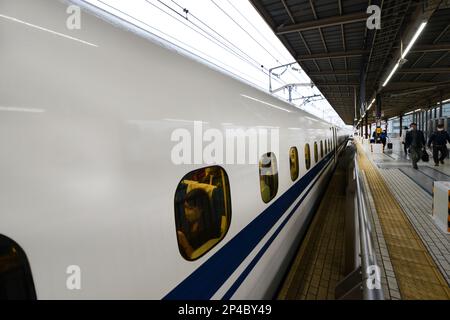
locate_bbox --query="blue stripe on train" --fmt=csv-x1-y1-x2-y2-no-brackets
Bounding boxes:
222,156,333,299
163,148,337,300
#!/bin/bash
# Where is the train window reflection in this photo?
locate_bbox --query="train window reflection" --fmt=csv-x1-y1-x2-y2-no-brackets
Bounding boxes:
289,147,299,181
314,142,318,163
0,235,36,299
174,166,231,261
259,152,278,203
320,140,324,158
305,144,311,170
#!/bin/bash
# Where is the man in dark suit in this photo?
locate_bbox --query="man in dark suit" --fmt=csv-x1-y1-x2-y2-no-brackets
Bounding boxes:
405,123,425,169
427,124,450,166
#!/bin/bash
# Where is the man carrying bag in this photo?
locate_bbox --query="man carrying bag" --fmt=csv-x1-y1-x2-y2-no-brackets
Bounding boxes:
405,123,426,169
427,123,450,166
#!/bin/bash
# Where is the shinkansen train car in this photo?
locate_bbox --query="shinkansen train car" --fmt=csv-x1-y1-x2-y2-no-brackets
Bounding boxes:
0,0,348,299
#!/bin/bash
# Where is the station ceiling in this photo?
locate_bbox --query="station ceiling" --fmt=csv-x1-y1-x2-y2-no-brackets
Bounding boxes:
249,0,450,125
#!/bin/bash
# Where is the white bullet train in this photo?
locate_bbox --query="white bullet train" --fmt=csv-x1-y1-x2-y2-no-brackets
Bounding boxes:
0,0,348,299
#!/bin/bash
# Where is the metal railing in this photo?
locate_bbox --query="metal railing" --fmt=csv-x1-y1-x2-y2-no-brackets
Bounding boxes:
354,155,384,300
335,142,384,300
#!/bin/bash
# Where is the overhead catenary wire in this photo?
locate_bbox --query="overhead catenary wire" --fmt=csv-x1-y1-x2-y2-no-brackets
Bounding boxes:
149,0,268,75
95,0,266,86
152,0,296,88
169,0,265,68
95,0,318,108
151,0,297,89
207,0,321,101
96,0,270,84
205,0,314,99
223,0,292,63
167,0,303,89
171,0,304,87
209,0,282,65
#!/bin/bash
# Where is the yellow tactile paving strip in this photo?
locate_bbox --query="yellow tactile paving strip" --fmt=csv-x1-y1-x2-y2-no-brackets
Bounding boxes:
357,144,450,300
277,162,347,300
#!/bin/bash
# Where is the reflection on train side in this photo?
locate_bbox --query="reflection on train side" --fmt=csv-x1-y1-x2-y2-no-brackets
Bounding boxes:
259,152,279,203
289,147,299,182
305,144,311,170
174,166,231,261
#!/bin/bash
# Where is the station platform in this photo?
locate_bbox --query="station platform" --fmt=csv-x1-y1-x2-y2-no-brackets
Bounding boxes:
278,139,450,300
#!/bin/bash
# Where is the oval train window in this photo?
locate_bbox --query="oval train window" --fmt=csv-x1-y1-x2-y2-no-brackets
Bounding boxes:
0,235,36,299
289,147,299,182
320,140,324,158
304,144,311,170
314,142,318,163
259,152,279,203
174,166,231,261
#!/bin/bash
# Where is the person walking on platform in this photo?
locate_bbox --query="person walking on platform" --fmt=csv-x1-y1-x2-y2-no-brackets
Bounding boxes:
380,130,387,152
427,124,450,166
402,126,409,154
405,123,425,170
372,126,382,144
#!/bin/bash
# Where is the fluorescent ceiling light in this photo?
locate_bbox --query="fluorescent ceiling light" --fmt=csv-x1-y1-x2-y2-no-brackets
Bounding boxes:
402,22,427,59
367,98,376,110
382,62,400,87
442,98,450,103
381,23,427,88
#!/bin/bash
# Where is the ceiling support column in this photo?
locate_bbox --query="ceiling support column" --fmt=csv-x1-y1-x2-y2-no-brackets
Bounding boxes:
399,115,403,137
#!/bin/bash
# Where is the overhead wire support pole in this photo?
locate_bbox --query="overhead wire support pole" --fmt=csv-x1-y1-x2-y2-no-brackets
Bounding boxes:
354,86,357,127
271,82,315,94
269,62,303,93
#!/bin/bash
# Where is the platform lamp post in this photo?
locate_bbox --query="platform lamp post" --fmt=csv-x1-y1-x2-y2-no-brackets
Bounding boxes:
364,115,368,139
375,94,382,128
418,111,420,130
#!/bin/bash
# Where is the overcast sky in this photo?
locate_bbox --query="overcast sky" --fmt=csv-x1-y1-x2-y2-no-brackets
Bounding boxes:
85,0,346,126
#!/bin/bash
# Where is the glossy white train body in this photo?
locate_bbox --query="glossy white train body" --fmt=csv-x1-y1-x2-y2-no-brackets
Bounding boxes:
0,0,348,299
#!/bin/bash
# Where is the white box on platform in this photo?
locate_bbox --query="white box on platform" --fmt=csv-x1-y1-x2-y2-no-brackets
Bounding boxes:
433,181,450,234
371,143,383,153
